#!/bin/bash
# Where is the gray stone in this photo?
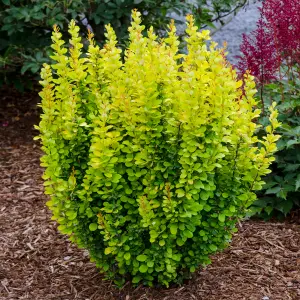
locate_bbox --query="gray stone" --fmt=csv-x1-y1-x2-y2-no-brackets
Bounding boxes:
212,0,262,64
172,0,262,64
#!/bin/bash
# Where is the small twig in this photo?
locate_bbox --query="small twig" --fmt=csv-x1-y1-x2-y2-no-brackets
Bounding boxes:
1,281,10,294
259,237,286,252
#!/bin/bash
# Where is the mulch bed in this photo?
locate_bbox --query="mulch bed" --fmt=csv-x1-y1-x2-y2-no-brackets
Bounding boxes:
0,88,300,300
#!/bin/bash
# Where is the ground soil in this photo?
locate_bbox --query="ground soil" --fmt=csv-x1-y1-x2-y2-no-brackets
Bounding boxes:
0,89,300,300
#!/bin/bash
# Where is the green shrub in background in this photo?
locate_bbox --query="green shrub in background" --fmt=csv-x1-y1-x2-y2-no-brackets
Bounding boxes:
251,70,300,218
238,0,300,218
37,11,279,287
0,0,247,89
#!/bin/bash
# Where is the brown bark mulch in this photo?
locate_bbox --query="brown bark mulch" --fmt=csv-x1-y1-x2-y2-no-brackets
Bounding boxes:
0,89,300,300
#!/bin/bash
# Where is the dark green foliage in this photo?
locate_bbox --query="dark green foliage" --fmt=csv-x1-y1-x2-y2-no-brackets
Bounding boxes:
237,0,299,218
251,71,300,218
0,0,247,88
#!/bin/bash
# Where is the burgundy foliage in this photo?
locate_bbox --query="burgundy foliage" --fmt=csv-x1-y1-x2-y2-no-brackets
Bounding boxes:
264,0,300,64
237,0,300,85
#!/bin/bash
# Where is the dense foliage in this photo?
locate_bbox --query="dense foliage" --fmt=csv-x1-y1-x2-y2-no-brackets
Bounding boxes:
0,0,247,89
238,0,300,218
252,77,300,217
37,11,279,286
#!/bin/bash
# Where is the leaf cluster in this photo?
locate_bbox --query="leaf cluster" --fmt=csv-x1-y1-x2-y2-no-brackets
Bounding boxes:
251,67,300,218
37,11,278,287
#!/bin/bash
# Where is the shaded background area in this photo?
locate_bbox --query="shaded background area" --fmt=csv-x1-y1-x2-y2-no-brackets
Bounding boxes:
0,0,251,90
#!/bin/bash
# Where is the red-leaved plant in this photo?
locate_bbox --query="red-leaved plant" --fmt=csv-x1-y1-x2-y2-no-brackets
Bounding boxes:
238,0,300,87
